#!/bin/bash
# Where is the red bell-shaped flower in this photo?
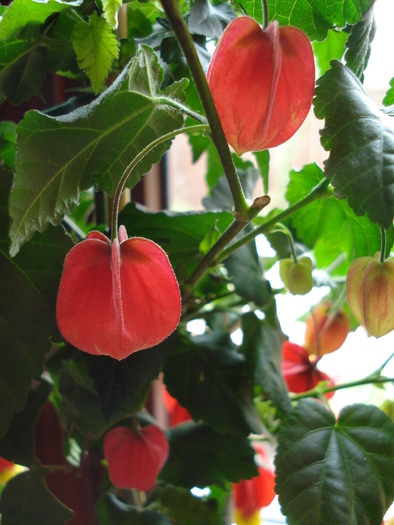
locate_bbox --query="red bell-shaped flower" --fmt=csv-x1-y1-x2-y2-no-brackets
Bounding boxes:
104,424,169,491
281,341,334,398
207,17,315,156
56,226,181,360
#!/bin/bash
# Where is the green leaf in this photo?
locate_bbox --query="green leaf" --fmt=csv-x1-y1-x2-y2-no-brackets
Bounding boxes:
102,0,123,29
71,12,119,94
0,0,78,40
0,169,72,438
0,39,47,105
275,400,394,525
119,203,233,277
0,381,51,467
187,0,236,39
240,307,291,415
86,335,176,422
0,121,17,169
267,0,375,41
9,46,187,256
0,471,73,525
161,422,258,488
158,485,228,525
253,150,269,194
314,61,394,230
286,163,394,271
344,6,376,81
236,0,262,25
97,494,172,525
163,331,263,437
383,78,394,107
312,29,348,77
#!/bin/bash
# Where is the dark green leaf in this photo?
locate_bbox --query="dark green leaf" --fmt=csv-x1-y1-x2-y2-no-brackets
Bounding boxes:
253,150,269,194
97,494,172,525
241,306,291,415
286,163,394,271
314,62,394,230
0,381,51,467
0,121,16,169
344,6,376,81
224,241,272,307
0,471,73,525
161,422,258,488
0,40,47,105
0,169,72,438
87,334,176,421
119,203,233,277
163,331,262,436
9,46,188,256
275,400,394,525
188,0,236,39
158,484,228,525
267,0,375,41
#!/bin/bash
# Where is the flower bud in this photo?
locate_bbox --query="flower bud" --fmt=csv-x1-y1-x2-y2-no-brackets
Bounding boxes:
346,256,394,338
104,425,169,491
207,17,315,155
279,257,313,295
304,300,350,356
56,226,181,360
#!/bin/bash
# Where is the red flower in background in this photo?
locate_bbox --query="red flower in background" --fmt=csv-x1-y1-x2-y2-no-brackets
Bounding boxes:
281,342,335,398
232,443,276,524
162,386,192,427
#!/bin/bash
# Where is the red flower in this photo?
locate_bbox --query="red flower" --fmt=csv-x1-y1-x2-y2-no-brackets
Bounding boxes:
207,17,315,156
162,386,192,427
233,443,276,521
104,424,169,491
281,342,335,398
56,226,181,360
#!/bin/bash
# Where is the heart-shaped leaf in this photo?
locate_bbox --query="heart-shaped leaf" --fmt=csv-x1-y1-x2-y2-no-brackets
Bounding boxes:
275,399,394,525
314,61,394,230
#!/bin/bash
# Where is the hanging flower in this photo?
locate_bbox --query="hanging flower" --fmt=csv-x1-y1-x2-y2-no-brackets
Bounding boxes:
162,385,192,427
56,226,181,360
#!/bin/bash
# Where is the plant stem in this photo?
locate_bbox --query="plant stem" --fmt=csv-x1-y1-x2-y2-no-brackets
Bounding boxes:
291,376,394,400
159,0,250,217
217,178,332,263
380,226,386,263
110,124,209,241
156,96,208,124
261,0,269,30
185,196,271,288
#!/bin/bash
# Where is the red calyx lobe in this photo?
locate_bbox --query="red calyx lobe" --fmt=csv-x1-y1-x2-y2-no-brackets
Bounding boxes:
56,226,181,360
207,17,315,156
281,342,334,398
104,425,169,491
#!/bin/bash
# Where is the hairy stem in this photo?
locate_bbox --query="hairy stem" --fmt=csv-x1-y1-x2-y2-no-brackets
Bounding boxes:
380,226,387,264
160,0,250,216
291,376,394,400
111,124,209,241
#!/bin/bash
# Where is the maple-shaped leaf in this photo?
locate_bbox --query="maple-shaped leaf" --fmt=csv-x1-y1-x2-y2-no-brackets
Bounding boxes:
314,61,394,230
71,12,119,94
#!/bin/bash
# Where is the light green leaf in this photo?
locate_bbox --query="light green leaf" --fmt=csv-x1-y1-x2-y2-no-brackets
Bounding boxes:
383,77,394,107
267,0,375,41
312,30,348,77
286,163,394,272
314,61,394,230
0,0,79,40
71,12,119,94
9,46,188,256
236,0,262,25
102,0,123,29
275,400,394,525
